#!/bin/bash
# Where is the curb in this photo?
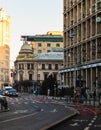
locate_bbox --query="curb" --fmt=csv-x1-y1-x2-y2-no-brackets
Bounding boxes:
41,110,79,130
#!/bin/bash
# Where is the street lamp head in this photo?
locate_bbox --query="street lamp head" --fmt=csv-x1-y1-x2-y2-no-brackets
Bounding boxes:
96,17,101,23
69,32,76,37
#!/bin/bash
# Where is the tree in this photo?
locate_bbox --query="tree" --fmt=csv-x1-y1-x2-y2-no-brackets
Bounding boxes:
41,74,58,96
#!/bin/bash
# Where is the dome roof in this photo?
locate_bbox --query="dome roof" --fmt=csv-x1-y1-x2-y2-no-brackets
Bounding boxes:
21,41,32,50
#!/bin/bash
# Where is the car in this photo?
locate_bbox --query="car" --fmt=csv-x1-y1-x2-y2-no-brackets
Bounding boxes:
3,87,18,97
3,86,13,96
0,90,3,95
7,88,18,97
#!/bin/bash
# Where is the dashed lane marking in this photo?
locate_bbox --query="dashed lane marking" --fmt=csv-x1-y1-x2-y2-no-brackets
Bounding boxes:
84,127,90,130
70,122,79,126
50,109,57,113
94,124,101,127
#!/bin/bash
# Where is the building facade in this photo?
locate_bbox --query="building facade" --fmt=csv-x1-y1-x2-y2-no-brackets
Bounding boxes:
14,41,35,92
60,0,101,93
36,50,63,85
14,41,63,93
0,8,10,88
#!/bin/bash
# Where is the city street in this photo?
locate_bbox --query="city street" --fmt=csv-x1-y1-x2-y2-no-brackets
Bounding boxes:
1,94,101,130
0,94,78,130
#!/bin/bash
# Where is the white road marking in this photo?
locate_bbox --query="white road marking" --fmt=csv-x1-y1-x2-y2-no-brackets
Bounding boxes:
93,116,97,120
0,112,38,124
50,109,57,112
15,110,28,113
91,120,94,123
84,116,97,130
72,119,88,122
41,109,44,111
84,127,90,130
94,124,101,127
24,102,28,104
70,122,79,126
88,123,93,126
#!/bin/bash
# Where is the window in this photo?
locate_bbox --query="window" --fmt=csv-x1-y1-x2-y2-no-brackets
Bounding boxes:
38,50,42,53
22,64,24,69
19,64,21,69
48,64,51,69
20,74,23,81
29,74,32,80
31,64,34,69
54,73,57,80
42,64,45,69
47,50,50,52
19,64,24,69
44,73,48,80
27,64,30,69
56,43,60,47
55,64,58,70
47,43,51,47
38,43,41,47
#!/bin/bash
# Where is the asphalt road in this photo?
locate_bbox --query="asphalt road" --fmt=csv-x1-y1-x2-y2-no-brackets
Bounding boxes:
0,95,78,130
50,105,101,130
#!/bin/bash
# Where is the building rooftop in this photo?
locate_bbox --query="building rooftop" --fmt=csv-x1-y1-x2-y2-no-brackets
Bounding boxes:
37,51,63,61
20,41,32,50
21,35,63,42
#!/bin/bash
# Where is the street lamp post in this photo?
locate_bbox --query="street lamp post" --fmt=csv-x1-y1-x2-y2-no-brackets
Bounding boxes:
69,34,78,103
68,49,77,103
73,53,78,104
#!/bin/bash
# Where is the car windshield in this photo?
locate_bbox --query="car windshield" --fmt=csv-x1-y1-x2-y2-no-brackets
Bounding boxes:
9,89,16,92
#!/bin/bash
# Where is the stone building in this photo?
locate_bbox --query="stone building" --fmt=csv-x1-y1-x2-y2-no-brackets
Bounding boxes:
14,41,63,93
60,0,101,93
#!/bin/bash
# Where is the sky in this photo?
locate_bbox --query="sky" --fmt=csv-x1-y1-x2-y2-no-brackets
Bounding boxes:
0,0,63,67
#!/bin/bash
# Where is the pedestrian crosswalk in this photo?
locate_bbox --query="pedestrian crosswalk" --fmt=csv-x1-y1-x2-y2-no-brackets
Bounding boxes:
6,96,58,105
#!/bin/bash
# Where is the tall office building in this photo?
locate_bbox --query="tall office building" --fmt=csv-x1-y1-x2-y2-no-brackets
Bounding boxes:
0,8,10,88
60,0,101,92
